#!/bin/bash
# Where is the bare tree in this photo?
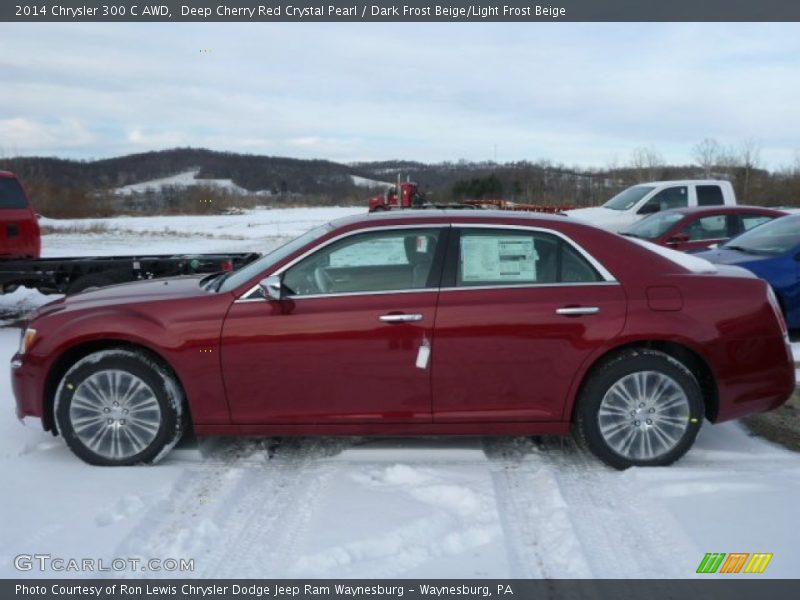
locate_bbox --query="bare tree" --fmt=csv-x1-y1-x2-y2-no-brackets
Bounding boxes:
630,146,664,181
738,138,761,203
692,138,721,177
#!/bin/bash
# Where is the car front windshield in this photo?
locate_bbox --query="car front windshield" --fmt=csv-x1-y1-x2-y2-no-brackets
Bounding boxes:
622,212,685,239
723,215,800,255
603,185,655,211
218,223,334,293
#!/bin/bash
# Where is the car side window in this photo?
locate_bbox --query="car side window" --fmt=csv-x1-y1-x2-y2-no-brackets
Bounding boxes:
282,228,441,296
640,186,688,214
456,229,601,287
740,214,774,232
696,185,725,206
678,215,727,241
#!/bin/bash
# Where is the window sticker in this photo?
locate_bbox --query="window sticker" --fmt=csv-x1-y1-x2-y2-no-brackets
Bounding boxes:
416,235,429,253
461,236,538,282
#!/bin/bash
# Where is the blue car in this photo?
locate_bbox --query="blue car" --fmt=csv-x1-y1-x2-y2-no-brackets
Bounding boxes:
695,214,800,329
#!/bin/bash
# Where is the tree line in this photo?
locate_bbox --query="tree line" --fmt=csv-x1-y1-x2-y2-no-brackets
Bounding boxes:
1,142,799,218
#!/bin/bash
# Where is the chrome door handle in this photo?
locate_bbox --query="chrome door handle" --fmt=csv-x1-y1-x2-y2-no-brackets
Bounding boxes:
555,306,600,316
379,313,423,323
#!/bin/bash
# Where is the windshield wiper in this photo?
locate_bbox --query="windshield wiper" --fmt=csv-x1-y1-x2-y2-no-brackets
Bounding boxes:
200,272,227,291
213,271,232,291
725,245,763,255
620,232,641,238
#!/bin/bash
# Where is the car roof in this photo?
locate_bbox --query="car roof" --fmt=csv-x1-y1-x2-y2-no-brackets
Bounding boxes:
330,209,571,229
633,179,730,187
656,205,787,217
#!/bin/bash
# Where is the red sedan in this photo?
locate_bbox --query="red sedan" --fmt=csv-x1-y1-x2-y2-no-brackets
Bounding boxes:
11,211,794,469
621,206,787,252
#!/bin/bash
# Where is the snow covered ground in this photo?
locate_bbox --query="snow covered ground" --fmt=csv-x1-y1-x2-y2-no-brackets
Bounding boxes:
1,208,799,579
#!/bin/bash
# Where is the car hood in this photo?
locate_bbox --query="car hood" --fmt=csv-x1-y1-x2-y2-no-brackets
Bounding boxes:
33,275,213,319
693,247,774,267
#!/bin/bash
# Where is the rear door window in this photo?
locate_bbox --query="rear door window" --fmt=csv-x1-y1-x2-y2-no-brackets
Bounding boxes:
456,229,601,286
740,214,775,232
0,178,30,209
696,185,725,206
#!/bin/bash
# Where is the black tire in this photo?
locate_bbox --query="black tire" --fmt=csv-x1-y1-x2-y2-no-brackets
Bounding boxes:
54,349,185,466
574,348,704,470
371,205,387,212
66,273,116,294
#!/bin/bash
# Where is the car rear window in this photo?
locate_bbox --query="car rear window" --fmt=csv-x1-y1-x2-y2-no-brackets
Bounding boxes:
0,178,30,209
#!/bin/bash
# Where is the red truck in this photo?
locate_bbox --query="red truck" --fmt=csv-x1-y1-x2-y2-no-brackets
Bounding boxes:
367,176,576,213
0,171,259,295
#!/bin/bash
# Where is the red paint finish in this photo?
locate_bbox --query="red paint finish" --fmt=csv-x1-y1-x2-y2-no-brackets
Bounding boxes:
0,171,41,259
221,292,436,423
432,284,626,422
11,211,795,440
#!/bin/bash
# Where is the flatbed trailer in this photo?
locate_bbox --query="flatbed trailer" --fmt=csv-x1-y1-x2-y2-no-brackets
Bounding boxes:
0,252,261,295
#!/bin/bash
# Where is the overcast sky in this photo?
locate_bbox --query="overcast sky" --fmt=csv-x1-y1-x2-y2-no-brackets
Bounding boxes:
1,22,799,168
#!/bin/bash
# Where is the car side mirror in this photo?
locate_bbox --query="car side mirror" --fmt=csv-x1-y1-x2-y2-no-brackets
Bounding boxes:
258,275,284,301
637,203,659,215
667,233,690,245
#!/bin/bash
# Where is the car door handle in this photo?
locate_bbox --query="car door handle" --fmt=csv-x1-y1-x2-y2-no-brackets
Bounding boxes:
555,306,600,316
379,313,424,323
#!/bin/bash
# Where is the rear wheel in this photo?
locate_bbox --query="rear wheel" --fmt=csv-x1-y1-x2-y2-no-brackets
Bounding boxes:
574,349,704,469
54,349,185,466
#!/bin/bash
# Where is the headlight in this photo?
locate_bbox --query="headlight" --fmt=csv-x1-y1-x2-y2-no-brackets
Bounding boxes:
18,328,37,355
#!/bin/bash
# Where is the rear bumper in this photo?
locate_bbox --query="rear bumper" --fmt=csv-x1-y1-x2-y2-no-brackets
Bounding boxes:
710,335,795,422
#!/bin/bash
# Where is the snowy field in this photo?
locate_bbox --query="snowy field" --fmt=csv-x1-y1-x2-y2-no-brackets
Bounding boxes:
1,207,799,579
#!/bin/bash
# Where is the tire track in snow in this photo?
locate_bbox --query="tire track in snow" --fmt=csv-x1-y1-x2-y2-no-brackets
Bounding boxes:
483,436,699,578
201,437,354,578
483,437,593,578
112,437,354,577
284,460,504,578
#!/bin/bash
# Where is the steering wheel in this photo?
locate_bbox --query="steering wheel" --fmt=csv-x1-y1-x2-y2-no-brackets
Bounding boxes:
314,267,334,293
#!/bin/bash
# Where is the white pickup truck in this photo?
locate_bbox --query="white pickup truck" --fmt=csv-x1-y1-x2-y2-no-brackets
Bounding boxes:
563,180,737,232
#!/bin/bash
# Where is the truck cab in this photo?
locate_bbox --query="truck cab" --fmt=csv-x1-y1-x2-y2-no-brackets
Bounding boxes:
564,180,737,232
0,171,41,259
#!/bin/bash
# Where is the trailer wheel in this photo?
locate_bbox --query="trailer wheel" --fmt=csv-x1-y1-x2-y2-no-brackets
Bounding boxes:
66,273,117,295
371,205,387,212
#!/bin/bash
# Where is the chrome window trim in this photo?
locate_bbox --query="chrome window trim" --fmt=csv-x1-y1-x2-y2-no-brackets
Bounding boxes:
234,221,618,303
439,281,620,293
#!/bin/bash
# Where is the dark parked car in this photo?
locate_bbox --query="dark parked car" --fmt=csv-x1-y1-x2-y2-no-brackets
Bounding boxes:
621,206,787,252
11,211,794,469
695,214,800,329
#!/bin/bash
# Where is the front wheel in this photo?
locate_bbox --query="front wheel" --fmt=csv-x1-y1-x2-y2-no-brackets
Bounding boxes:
54,349,185,466
574,349,704,469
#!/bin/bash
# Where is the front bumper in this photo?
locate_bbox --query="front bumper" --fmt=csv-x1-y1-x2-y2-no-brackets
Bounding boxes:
11,352,46,426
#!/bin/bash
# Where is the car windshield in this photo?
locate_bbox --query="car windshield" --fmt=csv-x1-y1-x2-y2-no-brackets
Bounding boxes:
622,211,685,239
602,185,655,211
218,223,334,293
722,215,800,256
